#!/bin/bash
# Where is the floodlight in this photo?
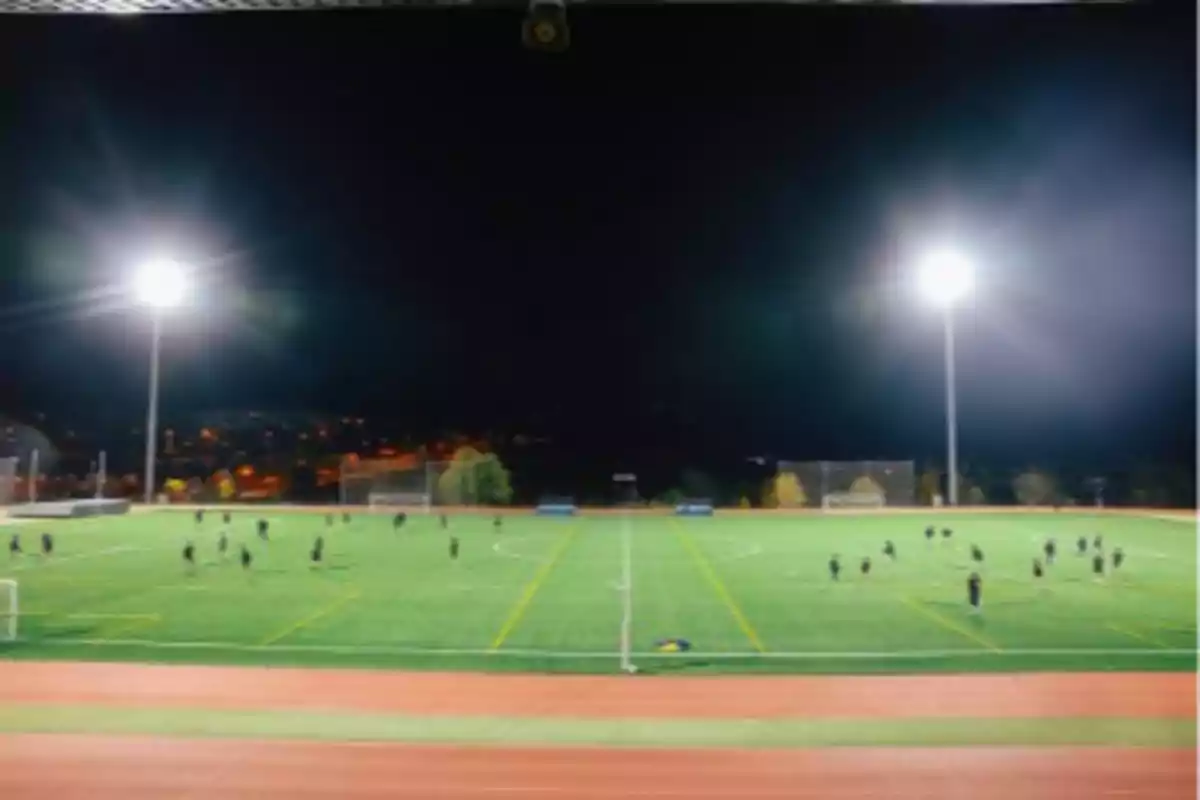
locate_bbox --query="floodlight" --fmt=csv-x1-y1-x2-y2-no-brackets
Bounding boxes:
134,259,188,309
917,249,974,308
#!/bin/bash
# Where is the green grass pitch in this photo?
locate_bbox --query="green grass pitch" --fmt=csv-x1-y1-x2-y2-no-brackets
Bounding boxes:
0,510,1195,674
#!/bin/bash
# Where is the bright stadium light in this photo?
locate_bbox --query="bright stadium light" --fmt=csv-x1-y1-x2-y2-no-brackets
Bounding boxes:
917,248,974,308
132,258,190,505
916,247,975,508
134,259,188,309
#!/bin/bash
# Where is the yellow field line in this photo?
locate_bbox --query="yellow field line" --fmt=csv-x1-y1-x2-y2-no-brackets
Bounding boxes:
490,525,580,651
672,521,767,653
1106,623,1171,650
899,595,1002,653
259,587,361,647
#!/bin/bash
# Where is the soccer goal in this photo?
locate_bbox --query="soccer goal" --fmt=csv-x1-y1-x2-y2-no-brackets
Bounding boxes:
0,580,17,642
776,460,916,508
339,457,434,510
339,458,493,510
821,491,887,510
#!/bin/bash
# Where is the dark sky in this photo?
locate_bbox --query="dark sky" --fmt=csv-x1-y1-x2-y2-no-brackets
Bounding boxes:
0,3,1195,467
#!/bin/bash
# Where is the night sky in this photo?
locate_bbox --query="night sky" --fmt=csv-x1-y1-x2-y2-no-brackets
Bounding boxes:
0,4,1195,468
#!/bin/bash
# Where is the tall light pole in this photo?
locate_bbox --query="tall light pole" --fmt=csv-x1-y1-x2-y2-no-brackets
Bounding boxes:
134,259,188,505
917,249,974,506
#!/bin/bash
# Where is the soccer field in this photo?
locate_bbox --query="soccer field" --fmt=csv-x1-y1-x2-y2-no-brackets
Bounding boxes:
1,509,1195,674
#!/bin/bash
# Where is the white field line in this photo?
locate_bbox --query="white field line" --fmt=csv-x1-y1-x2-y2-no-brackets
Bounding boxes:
21,638,1197,659
1139,513,1196,525
8,545,148,573
5,523,288,578
711,537,764,563
492,538,542,563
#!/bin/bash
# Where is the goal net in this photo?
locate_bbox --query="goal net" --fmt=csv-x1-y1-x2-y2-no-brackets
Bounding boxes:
339,457,495,509
0,580,16,642
821,491,889,510
774,460,915,508
339,457,432,509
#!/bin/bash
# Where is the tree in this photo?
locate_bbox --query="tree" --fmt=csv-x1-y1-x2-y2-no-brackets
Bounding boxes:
205,470,237,502
680,468,717,502
917,468,940,505
656,488,685,506
1013,469,1057,506
437,446,513,506
764,470,807,508
849,475,885,501
163,477,187,501
1083,476,1106,507
186,477,204,500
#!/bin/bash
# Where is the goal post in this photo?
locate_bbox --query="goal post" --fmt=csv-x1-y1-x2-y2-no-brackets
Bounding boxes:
774,460,916,508
0,580,16,642
338,456,497,510
339,457,434,510
822,492,887,510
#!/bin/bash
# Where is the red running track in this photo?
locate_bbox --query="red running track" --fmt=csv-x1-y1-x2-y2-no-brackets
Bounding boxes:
0,736,1194,800
0,662,1192,719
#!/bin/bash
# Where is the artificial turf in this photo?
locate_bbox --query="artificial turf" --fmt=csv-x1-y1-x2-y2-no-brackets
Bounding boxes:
0,509,1195,674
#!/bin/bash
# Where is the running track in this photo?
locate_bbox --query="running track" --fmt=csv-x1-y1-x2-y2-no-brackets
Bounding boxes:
0,662,1194,798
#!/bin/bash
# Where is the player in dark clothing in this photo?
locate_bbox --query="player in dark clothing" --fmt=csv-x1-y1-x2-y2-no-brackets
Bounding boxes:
41,532,53,556
311,535,324,565
1043,538,1056,565
828,555,841,581
342,512,351,524
393,512,407,530
967,572,982,613
883,540,896,560
1092,551,1105,578
240,545,252,570
8,534,20,558
194,509,204,525
182,541,196,568
1092,533,1103,551
1032,558,1044,579
1076,536,1088,556
970,544,984,563
860,556,872,576
217,529,229,558
449,536,460,560
325,513,335,528
440,514,449,530
222,511,231,524
924,525,935,542
257,519,269,542
941,527,953,539
1112,547,1125,570
493,515,503,532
